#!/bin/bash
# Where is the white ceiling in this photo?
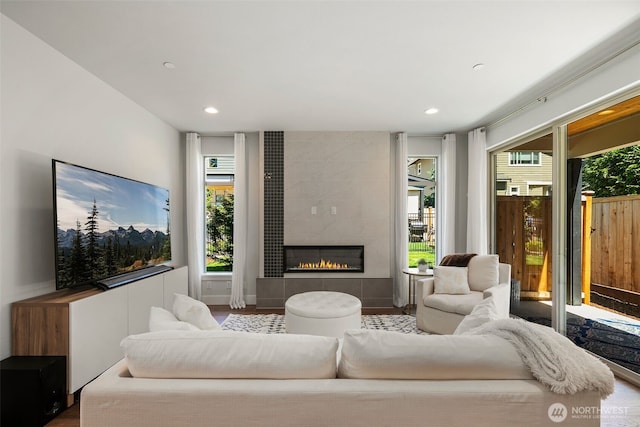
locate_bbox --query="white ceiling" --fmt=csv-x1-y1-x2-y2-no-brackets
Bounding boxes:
2,1,640,135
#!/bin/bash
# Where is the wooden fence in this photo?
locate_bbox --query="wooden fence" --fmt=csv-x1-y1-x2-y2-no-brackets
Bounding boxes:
496,196,552,297
496,194,640,301
590,195,640,293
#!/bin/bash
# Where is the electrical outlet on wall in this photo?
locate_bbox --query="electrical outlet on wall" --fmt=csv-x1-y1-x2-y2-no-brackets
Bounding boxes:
226,281,232,289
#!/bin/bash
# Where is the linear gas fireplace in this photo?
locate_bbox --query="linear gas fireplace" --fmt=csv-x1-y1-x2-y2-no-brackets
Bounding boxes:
283,245,364,273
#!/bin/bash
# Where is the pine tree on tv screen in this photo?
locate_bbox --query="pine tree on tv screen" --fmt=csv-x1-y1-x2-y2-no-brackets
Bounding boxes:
54,161,170,289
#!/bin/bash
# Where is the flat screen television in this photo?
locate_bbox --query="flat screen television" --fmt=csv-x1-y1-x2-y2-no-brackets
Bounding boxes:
53,160,171,290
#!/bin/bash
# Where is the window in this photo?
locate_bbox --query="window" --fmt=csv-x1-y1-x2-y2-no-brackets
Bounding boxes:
407,157,436,268
509,185,520,196
509,151,541,166
205,156,234,272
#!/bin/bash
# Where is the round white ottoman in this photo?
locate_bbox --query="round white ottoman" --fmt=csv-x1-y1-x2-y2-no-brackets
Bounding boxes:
285,291,362,338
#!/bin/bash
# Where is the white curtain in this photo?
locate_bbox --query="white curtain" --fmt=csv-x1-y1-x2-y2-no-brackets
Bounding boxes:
440,133,456,257
467,127,488,254
186,132,204,300
230,133,247,309
393,132,409,307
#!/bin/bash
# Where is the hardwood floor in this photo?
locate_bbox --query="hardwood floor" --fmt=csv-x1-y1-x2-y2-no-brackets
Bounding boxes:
46,403,79,427
45,305,640,427
601,379,640,427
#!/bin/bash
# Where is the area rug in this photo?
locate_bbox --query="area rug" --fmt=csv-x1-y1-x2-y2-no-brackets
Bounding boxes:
221,313,428,335
526,316,640,375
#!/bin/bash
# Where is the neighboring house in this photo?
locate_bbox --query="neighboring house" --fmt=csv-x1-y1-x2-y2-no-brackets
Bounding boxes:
205,156,235,204
408,158,436,214
408,158,435,180
495,151,552,196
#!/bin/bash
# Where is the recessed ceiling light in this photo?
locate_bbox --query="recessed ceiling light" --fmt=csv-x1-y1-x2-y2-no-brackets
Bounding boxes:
598,109,615,116
204,106,219,114
472,63,485,71
424,108,439,115
162,61,176,69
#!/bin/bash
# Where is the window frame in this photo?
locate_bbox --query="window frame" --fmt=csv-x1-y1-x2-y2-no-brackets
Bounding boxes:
204,155,235,275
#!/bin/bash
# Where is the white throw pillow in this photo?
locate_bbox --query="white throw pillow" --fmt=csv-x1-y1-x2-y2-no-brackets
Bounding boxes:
453,296,499,335
467,254,499,291
121,330,339,379
172,293,221,330
338,329,531,380
433,266,470,294
149,306,200,332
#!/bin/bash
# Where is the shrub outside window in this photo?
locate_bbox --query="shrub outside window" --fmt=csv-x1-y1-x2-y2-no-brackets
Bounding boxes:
205,156,234,272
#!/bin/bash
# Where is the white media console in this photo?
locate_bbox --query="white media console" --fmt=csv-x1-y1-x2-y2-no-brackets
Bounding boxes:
12,266,187,404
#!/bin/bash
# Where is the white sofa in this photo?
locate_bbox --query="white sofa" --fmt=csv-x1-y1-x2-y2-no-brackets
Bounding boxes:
80,325,610,427
416,254,512,334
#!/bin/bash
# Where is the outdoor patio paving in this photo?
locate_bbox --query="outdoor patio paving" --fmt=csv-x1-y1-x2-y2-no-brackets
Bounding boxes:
538,301,640,335
513,300,640,375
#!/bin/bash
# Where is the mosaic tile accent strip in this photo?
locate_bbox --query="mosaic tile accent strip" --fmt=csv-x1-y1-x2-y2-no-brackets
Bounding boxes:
264,131,284,277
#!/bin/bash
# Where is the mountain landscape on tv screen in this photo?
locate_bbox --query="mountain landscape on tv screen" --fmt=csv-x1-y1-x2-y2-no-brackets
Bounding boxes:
56,222,170,289
57,225,168,250
54,161,170,289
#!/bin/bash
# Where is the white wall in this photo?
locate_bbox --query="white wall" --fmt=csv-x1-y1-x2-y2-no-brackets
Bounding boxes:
408,135,441,156
0,15,185,359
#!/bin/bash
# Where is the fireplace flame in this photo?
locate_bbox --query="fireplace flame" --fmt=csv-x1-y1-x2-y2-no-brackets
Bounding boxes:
297,258,349,270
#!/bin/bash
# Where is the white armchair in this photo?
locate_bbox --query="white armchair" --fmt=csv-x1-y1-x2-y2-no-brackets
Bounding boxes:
415,255,511,335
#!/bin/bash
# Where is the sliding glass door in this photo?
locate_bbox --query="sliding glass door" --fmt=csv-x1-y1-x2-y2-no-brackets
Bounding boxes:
492,131,553,320
562,96,640,380
491,93,640,384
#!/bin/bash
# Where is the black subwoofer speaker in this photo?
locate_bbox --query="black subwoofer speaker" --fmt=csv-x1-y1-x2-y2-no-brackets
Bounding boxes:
1,356,67,427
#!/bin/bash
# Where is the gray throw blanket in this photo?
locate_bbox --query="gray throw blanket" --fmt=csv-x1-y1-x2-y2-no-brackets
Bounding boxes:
467,318,614,398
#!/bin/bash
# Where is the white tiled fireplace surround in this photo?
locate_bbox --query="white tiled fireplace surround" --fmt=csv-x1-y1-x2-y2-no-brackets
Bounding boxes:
257,131,394,309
